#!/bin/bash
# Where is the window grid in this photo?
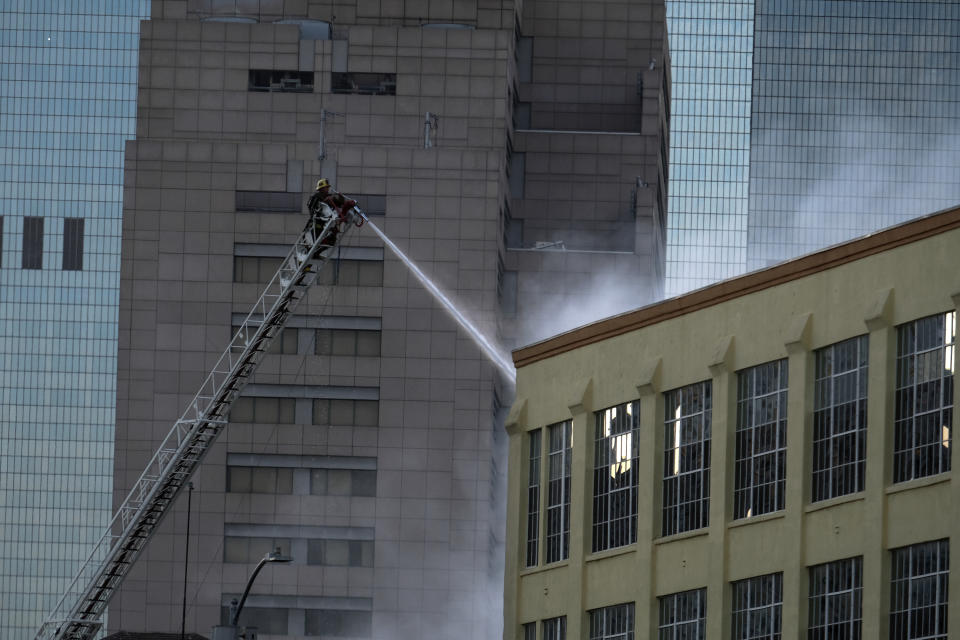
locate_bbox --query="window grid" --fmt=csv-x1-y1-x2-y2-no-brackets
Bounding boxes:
315,328,381,357
223,536,292,564
662,381,712,536
589,603,635,640
523,622,537,640
546,421,572,563
894,312,955,483
226,466,294,494
543,616,567,640
890,540,949,640
312,398,379,427
526,429,541,567
813,336,869,501
659,588,706,640
808,556,863,640
593,401,641,552
230,396,296,424
735,359,788,519
732,573,783,640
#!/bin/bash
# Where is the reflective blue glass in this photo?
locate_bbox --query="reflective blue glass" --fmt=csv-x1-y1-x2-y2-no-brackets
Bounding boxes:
666,0,755,295
666,0,960,293
0,1,150,636
747,0,960,271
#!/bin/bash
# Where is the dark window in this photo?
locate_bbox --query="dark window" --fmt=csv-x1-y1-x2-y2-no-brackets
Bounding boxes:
523,622,537,640
233,256,284,283
316,259,384,287
236,190,302,212
813,336,869,501
23,217,43,269
230,397,296,424
808,557,862,639
304,609,372,637
509,152,525,198
526,429,541,567
248,69,314,92
734,359,788,519
331,72,397,95
659,588,706,640
890,540,949,640
312,399,379,427
352,194,386,216
589,603,634,640
315,329,381,357
233,325,298,355
222,606,288,635
545,421,572,563
499,270,518,316
226,466,294,494
306,539,374,567
543,616,566,640
662,381,712,536
894,312,955,482
732,573,782,639
62,218,84,271
223,536,292,563
310,469,377,497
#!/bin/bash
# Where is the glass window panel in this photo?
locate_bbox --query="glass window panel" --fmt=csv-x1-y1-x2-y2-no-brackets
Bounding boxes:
592,400,641,552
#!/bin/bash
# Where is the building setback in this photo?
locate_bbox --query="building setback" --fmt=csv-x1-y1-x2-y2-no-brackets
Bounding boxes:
113,1,668,639
505,205,960,638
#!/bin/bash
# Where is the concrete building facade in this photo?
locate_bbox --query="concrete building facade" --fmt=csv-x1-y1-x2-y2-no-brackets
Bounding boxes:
506,206,960,638
112,1,668,639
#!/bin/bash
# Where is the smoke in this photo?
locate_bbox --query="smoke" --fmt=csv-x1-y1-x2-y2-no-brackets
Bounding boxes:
747,113,960,271
513,265,660,348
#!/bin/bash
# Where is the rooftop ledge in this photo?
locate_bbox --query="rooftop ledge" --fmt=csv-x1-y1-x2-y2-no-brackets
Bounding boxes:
514,128,645,136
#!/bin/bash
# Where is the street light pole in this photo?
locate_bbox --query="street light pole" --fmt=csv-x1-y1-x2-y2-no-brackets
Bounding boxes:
211,548,293,640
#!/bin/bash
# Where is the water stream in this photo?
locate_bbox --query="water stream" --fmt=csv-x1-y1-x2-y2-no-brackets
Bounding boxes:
360,215,517,384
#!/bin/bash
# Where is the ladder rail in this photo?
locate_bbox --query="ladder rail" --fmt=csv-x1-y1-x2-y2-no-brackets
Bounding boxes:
36,207,357,640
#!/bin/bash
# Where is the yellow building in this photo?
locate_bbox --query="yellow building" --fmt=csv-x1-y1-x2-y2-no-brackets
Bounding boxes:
504,207,960,639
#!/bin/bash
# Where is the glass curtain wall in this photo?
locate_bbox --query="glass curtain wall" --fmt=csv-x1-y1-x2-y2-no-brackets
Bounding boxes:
748,0,960,271
0,1,150,635
665,0,755,295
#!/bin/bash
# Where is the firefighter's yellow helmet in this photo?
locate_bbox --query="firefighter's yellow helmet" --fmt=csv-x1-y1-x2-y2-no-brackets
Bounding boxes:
316,178,331,190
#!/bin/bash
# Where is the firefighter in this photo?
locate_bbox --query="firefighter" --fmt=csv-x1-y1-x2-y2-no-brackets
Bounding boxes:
308,178,356,223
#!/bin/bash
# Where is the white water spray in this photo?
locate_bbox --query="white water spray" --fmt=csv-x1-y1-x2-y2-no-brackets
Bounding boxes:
360,215,517,383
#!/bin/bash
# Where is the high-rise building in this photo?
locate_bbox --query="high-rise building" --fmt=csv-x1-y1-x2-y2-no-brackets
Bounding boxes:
666,0,960,294
0,2,150,637
110,1,668,639
506,204,960,639
664,0,753,295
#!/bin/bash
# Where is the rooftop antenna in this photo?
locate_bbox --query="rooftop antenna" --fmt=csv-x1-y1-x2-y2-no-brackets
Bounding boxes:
318,108,345,161
424,111,439,148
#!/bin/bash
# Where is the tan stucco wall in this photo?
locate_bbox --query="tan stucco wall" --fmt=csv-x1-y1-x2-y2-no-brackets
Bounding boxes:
505,222,960,638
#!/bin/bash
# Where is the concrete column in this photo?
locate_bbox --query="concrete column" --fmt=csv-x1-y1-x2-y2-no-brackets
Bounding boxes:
706,336,734,639
783,313,813,638
636,358,662,639
566,385,592,640
862,290,895,639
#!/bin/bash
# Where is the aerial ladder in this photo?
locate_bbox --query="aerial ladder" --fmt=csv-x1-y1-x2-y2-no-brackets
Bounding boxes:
35,202,366,640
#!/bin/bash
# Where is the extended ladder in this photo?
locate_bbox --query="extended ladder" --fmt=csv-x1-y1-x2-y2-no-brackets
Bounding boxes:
35,204,364,640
